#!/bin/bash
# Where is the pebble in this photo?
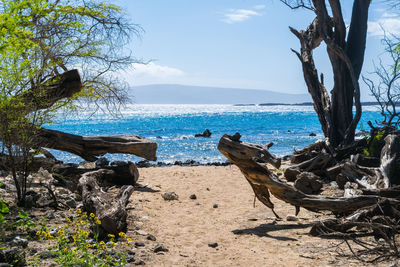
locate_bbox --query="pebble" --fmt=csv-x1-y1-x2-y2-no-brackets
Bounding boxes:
208,243,218,248
11,237,28,248
189,194,197,200
136,230,148,236
213,204,218,208
286,215,299,222
161,192,179,201
146,234,157,241
135,242,145,247
154,244,169,253
46,212,55,220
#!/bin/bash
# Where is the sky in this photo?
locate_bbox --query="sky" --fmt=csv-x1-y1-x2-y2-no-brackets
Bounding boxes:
116,0,400,100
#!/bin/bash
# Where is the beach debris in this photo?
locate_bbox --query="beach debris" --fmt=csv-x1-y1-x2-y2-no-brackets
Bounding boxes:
208,243,218,248
195,129,212,138
161,192,179,201
213,204,218,208
189,194,197,200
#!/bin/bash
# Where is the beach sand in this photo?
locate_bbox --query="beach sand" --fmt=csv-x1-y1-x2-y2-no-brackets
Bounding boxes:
128,165,366,267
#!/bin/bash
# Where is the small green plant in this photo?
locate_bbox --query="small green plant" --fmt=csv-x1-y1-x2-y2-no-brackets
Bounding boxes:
363,130,385,157
36,209,130,266
10,210,35,232
0,200,9,231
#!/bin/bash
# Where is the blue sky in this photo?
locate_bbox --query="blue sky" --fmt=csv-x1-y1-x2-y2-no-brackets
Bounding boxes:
116,0,400,100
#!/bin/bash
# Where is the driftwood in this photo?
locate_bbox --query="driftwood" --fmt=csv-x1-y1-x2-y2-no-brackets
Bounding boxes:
79,171,134,236
380,134,400,186
37,128,157,162
218,134,395,217
52,161,139,192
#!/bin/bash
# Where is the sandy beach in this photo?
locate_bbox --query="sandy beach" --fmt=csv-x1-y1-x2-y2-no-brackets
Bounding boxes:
128,165,368,267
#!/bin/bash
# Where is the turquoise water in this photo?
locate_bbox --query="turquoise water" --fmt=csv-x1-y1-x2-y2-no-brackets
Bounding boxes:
45,104,382,164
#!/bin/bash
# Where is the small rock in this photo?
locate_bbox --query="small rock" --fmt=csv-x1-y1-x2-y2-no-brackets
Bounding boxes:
154,244,169,253
309,132,317,136
208,243,218,248
156,136,163,139
0,247,25,266
294,172,323,194
189,194,197,200
95,157,109,168
194,129,212,138
136,230,148,236
11,237,28,248
135,259,146,265
46,212,55,220
126,255,135,263
146,234,157,241
65,198,77,208
286,215,299,222
135,242,145,247
141,216,149,221
161,192,179,201
127,250,136,256
213,204,218,208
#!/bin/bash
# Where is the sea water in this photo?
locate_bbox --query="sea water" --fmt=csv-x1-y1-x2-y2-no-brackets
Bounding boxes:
44,104,383,164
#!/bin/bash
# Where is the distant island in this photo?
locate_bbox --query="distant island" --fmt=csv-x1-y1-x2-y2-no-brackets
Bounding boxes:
130,84,311,104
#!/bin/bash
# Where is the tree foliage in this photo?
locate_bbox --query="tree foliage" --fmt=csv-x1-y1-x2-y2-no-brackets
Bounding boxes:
0,0,139,205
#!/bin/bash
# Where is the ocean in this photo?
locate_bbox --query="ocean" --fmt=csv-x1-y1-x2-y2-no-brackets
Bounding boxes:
45,104,383,164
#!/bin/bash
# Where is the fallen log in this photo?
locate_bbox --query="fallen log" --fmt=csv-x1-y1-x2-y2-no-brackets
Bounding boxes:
218,133,394,217
52,161,139,192
36,128,157,162
79,171,134,236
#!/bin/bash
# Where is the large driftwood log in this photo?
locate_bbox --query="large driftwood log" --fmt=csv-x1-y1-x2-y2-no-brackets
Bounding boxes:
218,134,393,217
79,171,134,236
37,128,157,162
52,161,139,192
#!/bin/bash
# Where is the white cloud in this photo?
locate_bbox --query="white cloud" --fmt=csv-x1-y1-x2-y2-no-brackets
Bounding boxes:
221,6,264,24
131,62,184,78
368,14,400,37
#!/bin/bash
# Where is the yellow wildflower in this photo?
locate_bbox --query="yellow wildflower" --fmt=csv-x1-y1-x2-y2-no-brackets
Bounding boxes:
111,241,116,246
86,244,92,248
72,248,77,252
76,208,82,214
127,238,132,242
36,231,41,236
64,248,67,252
83,231,89,237
90,213,95,218
82,214,87,219
118,232,126,238
96,220,101,225
100,241,106,246
80,220,86,225
108,234,115,238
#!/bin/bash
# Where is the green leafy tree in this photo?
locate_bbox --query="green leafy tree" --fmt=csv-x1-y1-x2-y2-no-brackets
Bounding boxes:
0,0,140,205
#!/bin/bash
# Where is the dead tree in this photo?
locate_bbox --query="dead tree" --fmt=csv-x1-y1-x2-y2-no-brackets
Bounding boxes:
282,0,371,147
217,134,390,217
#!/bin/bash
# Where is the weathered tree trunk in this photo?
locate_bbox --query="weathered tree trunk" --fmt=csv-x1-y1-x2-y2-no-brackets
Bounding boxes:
288,0,371,147
218,134,394,217
79,172,134,236
52,161,139,192
36,128,157,162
